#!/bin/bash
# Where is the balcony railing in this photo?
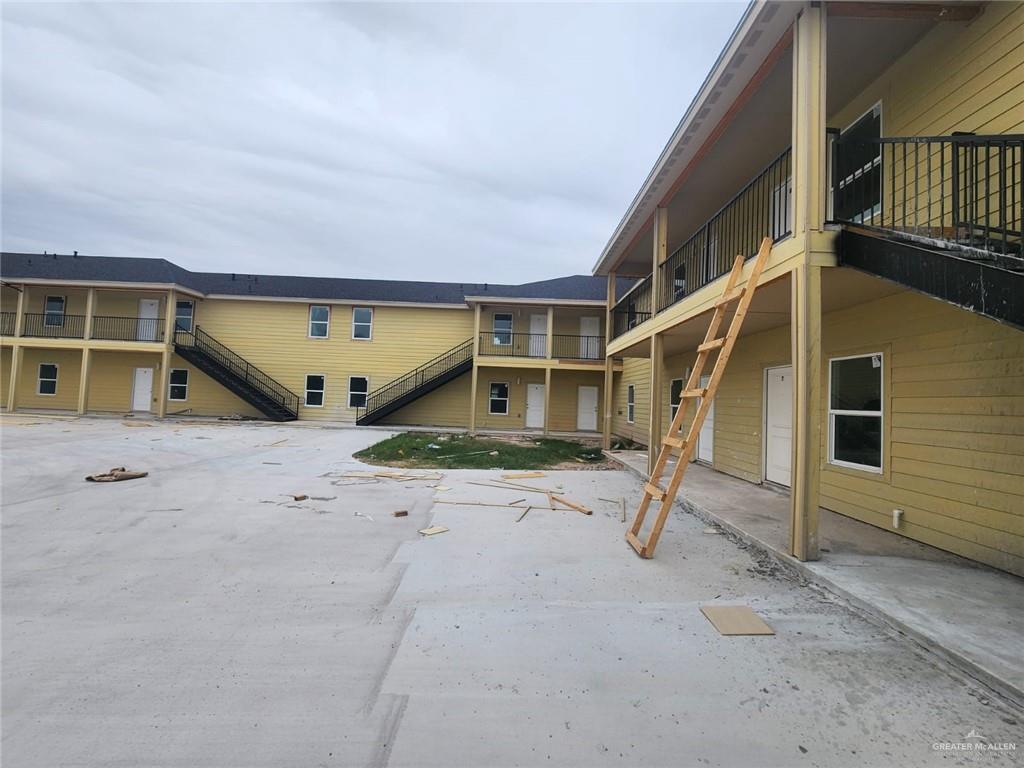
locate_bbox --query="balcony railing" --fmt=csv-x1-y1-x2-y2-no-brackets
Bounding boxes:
658,147,792,312
478,332,550,358
831,133,1023,262
22,313,86,339
611,276,653,338
91,316,165,342
551,334,605,360
1,312,14,336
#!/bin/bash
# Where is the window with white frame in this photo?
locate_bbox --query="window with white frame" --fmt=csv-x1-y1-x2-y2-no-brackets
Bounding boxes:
488,382,509,415
305,374,325,407
175,301,194,332
168,369,189,400
352,307,372,340
44,296,65,327
828,353,883,472
348,376,369,408
492,313,513,346
309,305,330,338
670,379,683,421
37,363,58,395
627,384,635,423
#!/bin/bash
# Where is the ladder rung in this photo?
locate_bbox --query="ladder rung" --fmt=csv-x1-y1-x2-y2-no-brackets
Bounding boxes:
697,338,725,353
625,531,648,557
681,388,707,398
644,482,666,500
662,436,687,449
714,286,745,308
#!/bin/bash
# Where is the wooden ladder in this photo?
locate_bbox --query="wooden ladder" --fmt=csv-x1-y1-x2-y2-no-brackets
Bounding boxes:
626,236,773,558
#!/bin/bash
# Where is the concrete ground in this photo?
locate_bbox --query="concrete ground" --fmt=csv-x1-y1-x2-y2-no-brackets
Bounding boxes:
2,416,1022,767
608,448,1024,706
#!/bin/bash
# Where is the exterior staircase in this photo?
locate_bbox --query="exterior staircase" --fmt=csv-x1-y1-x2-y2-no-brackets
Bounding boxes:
174,327,299,421
356,338,473,425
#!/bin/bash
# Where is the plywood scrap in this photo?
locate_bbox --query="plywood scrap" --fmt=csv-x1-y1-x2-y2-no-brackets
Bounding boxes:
700,605,774,636
502,471,546,480
85,467,148,483
419,525,449,536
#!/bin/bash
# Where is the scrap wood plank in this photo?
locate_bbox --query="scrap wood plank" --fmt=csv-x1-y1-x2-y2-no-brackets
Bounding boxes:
434,500,527,508
549,494,592,515
419,525,449,536
502,471,546,480
699,605,774,636
515,507,531,523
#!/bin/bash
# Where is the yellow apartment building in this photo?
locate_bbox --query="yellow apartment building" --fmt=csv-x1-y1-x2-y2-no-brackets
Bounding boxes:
592,0,1023,576
1,0,1021,580
0,254,628,436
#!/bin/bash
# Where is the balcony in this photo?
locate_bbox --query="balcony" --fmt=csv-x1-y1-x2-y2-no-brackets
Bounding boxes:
21,313,86,339
477,332,605,361
1,312,14,336
91,316,165,342
611,147,792,339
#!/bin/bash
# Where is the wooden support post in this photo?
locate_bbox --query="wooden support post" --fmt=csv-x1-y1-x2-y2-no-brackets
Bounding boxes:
77,348,91,415
546,306,553,359
6,345,22,412
647,332,664,476
83,288,96,340
470,304,481,434
602,272,616,449
157,289,176,419
792,4,827,237
543,367,552,436
790,264,822,561
13,286,26,337
652,207,668,315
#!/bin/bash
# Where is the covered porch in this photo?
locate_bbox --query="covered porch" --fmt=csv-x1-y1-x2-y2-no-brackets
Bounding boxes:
607,451,1024,706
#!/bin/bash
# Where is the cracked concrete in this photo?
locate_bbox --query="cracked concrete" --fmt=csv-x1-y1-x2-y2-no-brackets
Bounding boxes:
2,416,1021,767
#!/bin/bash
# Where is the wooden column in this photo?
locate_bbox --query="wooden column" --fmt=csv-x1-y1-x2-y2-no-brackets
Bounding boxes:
6,345,22,412
83,288,96,341
157,289,176,419
647,332,665,476
545,306,554,359
543,367,552,436
602,272,616,449
469,304,481,434
77,348,92,415
790,264,822,561
792,4,827,237
14,286,26,337
651,208,668,314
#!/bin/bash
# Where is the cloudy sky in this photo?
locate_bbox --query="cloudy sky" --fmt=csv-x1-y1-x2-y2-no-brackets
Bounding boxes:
2,2,743,284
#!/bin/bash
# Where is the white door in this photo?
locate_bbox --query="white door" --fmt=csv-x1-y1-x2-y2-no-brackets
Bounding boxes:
697,374,715,463
529,314,547,357
526,383,545,428
579,316,601,359
765,365,793,487
132,367,154,412
577,385,599,431
137,299,160,341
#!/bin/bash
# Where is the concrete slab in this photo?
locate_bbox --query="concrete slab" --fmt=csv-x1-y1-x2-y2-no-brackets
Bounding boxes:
607,448,1024,706
2,418,1021,767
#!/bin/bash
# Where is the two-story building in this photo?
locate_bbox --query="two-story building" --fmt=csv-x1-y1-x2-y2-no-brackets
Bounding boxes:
0,252,630,435
593,0,1023,576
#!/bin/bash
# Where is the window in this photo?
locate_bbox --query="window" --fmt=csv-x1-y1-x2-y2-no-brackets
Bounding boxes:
309,305,330,338
492,313,513,346
352,307,373,340
627,384,635,424
168,369,189,401
670,379,683,420
828,353,883,472
348,376,369,408
488,382,509,415
37,363,58,395
305,374,325,407
44,296,65,327
673,264,687,301
833,104,882,223
175,301,194,332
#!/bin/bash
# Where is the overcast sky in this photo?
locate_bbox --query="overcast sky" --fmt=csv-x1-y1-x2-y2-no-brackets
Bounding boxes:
2,2,743,284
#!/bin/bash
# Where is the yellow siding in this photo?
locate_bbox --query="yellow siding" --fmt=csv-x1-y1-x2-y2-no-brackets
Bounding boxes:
611,357,650,445
0,347,10,405
473,367,546,431
1,285,20,314
380,374,472,428
190,299,474,422
11,348,82,411
547,369,604,433
24,287,90,315
165,353,262,418
93,290,171,320
86,351,163,413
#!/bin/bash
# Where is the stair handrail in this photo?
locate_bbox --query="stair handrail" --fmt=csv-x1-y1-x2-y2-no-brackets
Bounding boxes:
175,326,300,415
357,338,474,421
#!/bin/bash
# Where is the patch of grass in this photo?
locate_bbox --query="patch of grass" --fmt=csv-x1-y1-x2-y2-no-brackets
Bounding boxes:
354,432,606,470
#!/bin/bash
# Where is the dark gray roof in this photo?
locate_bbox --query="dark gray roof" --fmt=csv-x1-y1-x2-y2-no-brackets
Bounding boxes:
1,251,635,304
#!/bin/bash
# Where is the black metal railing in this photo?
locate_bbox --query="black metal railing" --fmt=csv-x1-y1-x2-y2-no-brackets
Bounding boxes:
831,133,1023,260
551,334,605,360
611,275,653,338
356,338,474,422
477,332,549,358
174,326,299,415
91,315,165,342
22,313,86,338
1,312,14,336
658,147,792,312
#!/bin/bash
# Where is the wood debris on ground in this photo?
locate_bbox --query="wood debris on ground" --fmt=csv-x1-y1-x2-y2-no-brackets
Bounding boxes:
700,605,774,636
291,494,309,501
502,471,546,480
419,525,449,536
393,510,409,518
85,467,149,483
